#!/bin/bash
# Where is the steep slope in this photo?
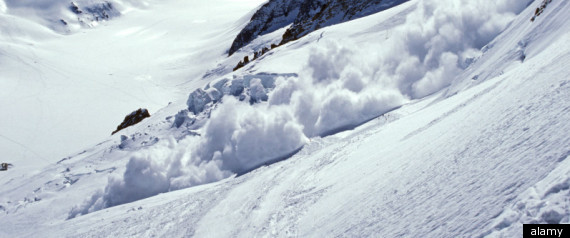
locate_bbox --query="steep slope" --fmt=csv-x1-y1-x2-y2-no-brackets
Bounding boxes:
279,0,408,45
228,0,304,55
228,0,408,55
1,0,569,237
68,0,568,235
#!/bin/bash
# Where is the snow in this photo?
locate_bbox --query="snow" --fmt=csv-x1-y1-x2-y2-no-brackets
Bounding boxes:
1,0,569,237
0,0,267,181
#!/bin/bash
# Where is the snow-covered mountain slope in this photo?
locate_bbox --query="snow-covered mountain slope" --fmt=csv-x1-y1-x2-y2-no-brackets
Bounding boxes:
3,0,134,33
0,0,266,181
1,0,569,237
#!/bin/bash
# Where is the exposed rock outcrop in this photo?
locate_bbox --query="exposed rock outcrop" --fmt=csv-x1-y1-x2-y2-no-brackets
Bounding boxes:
112,108,151,135
530,0,552,22
228,0,304,56
68,1,120,26
280,0,408,45
228,0,408,56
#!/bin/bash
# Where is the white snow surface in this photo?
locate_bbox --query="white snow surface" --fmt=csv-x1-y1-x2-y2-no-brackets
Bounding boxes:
0,0,266,181
1,0,570,237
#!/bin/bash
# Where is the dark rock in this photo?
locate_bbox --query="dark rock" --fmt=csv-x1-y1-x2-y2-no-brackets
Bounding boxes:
229,0,408,55
69,1,119,22
84,2,116,20
112,108,151,135
233,61,245,71
530,0,552,22
280,0,408,45
1,163,10,171
228,0,305,56
233,56,251,71
70,2,83,14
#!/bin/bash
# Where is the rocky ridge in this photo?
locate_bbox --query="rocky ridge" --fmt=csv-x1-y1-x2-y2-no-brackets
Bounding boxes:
228,0,408,56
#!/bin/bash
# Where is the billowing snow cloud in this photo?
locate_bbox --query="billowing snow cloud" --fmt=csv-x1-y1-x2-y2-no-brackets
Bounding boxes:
269,41,406,137
70,98,307,217
374,0,529,98
194,97,307,174
71,0,531,216
268,0,530,135
69,137,232,218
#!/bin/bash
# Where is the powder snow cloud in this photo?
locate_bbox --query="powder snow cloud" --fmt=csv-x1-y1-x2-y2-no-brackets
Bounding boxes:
70,0,531,216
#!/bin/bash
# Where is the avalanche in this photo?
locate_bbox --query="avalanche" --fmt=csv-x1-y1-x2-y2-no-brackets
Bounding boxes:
1,0,569,237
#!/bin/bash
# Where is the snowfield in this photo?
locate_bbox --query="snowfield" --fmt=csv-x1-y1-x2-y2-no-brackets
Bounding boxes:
0,0,267,181
1,0,569,237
